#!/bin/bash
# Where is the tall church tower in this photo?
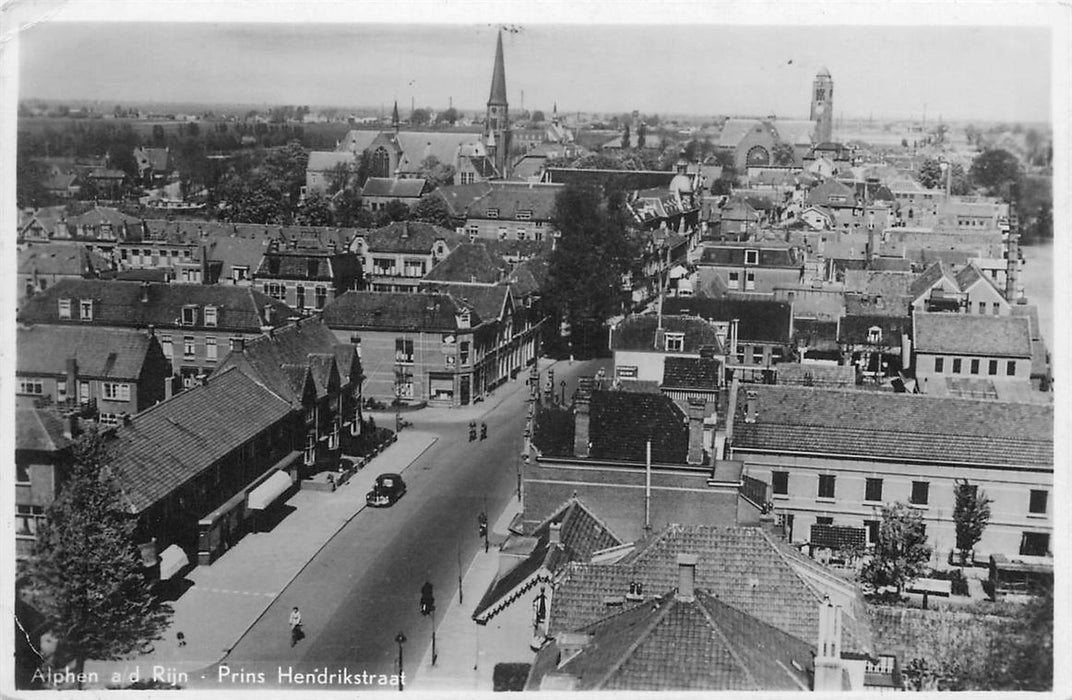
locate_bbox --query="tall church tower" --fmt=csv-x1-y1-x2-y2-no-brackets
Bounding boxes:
811,67,834,144
486,30,511,177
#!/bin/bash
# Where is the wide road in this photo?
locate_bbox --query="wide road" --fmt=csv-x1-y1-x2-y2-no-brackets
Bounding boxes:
192,358,607,691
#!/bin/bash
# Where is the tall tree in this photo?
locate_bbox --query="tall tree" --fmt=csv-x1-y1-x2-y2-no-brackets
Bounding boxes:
26,429,172,685
295,192,334,226
411,194,454,228
953,480,992,565
435,107,459,125
636,122,647,149
918,158,944,189
771,141,796,166
859,502,932,595
374,199,412,226
332,189,374,228
970,148,1022,198
621,124,631,150
409,108,431,126
418,155,456,190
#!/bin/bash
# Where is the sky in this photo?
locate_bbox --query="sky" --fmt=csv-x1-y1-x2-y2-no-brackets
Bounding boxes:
6,3,1060,123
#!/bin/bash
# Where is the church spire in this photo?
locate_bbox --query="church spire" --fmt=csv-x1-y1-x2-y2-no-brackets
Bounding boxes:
488,29,508,106
392,100,400,132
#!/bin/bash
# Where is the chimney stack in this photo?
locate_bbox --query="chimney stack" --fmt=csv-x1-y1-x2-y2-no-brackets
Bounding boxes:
140,281,150,303
814,595,845,691
573,393,591,459
549,522,562,546
676,553,698,602
63,413,79,440
686,398,705,465
744,390,758,424
65,358,78,401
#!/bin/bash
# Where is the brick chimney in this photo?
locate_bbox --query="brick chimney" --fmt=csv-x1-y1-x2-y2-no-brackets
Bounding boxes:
140,281,150,303
814,595,845,691
676,553,698,602
686,398,705,465
744,389,758,424
65,358,78,400
573,393,591,459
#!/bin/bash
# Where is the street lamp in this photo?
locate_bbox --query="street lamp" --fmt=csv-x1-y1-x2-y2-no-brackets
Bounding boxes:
394,632,406,692
560,380,566,405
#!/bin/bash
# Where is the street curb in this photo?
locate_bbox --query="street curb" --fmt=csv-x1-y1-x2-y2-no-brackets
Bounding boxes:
211,433,439,667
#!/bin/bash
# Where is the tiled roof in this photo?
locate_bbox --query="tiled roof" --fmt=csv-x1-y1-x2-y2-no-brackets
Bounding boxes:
549,524,872,656
954,262,1004,296
64,207,143,230
336,129,379,154
776,362,855,388
360,177,427,199
109,367,294,513
18,244,108,277
870,257,913,272
357,220,462,254
423,243,508,283
18,325,157,380
505,256,551,296
794,318,839,346
417,283,509,323
215,317,355,403
321,291,465,331
307,150,356,171
699,244,799,268
839,314,911,345
909,261,955,299
434,181,494,219
662,297,793,344
806,179,857,208
393,131,483,174
730,384,1052,468
662,357,721,390
16,401,74,453
718,119,769,147
254,250,360,283
843,270,914,299
466,182,563,221
913,312,1031,357
17,279,295,333
611,315,723,354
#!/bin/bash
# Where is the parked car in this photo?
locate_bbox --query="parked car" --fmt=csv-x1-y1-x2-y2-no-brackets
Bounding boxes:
366,473,406,507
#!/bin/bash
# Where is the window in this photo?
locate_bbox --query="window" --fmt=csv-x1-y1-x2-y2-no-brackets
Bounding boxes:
911,481,930,505
745,271,756,290
303,432,316,466
664,332,684,352
934,357,944,373
79,300,93,321
815,516,834,526
18,378,44,395
1029,490,1048,514
992,303,1000,316
818,474,836,499
161,333,173,359
1020,532,1050,557
181,305,197,325
315,286,327,309
183,336,195,359
460,171,475,185
460,340,470,365
467,225,479,239
744,249,759,265
59,298,72,319
296,285,306,310
865,519,880,546
1006,360,1016,376
16,462,31,484
970,359,980,375
204,306,218,327
728,271,740,289
952,358,962,374
866,326,882,344
865,478,883,502
517,210,532,221
232,266,249,283
102,383,131,401
771,471,789,495
16,505,45,538
205,337,218,362
516,228,526,240
986,359,998,375
395,338,414,364
486,208,499,218
977,301,985,314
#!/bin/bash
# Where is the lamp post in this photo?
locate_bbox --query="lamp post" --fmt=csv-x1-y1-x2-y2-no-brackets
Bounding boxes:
394,631,406,691
559,380,566,405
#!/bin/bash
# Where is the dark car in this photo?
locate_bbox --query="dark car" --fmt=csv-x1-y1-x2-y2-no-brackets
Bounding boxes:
366,473,406,507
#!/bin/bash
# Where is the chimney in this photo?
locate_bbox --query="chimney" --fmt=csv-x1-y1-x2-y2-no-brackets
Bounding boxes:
65,358,78,398
164,374,174,401
729,318,740,359
63,413,78,440
548,522,561,546
140,281,150,303
573,393,591,459
676,553,698,602
263,305,274,326
814,595,845,691
686,398,705,465
744,390,758,424
232,337,245,352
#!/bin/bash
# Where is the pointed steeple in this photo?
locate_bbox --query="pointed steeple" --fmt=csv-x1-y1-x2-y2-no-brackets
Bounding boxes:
488,29,508,106
392,100,400,132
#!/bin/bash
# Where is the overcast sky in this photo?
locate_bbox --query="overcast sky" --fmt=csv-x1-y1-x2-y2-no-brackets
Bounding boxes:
10,4,1057,123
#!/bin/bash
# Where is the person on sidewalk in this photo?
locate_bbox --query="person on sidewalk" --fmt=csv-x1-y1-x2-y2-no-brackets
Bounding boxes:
289,607,303,647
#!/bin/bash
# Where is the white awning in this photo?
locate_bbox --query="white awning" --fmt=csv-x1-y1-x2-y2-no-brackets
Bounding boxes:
247,470,293,511
159,544,189,580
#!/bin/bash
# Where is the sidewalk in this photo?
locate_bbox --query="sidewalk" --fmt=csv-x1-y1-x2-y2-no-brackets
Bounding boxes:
84,430,439,687
409,497,532,692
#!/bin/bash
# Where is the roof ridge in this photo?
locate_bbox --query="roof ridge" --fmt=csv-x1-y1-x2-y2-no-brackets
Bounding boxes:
589,595,677,689
694,593,763,690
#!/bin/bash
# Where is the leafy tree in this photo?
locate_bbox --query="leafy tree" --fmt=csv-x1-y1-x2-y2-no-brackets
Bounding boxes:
374,199,411,226
295,192,334,226
16,149,50,208
918,158,943,189
26,428,172,685
411,194,454,228
547,184,639,357
636,122,647,149
418,155,456,190
970,148,1022,197
859,502,932,595
333,189,374,228
410,108,431,126
771,141,796,166
953,480,992,565
435,107,459,125
531,110,545,123
621,124,631,149
326,161,355,196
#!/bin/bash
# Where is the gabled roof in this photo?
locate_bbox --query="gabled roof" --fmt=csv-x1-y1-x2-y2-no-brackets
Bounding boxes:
806,178,857,208
839,314,911,345
718,119,769,148
307,150,356,171
64,207,143,230
954,262,1005,297
662,297,793,344
908,261,957,300
505,255,551,296
549,524,873,657
423,242,508,284
913,312,1032,358
336,129,380,154
662,356,722,390
214,317,356,403
699,243,799,268
466,181,563,221
731,384,1052,468
18,325,158,380
357,220,462,255
776,362,855,388
360,177,428,199
533,589,813,690
17,279,295,333
18,244,109,277
610,314,723,354
16,401,75,453
108,367,294,513
321,291,466,331
392,131,483,175
419,282,511,323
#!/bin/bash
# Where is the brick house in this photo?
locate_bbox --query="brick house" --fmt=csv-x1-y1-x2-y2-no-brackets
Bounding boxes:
695,242,803,296
17,244,109,309
609,314,724,385
254,235,362,315
349,221,464,293
15,401,75,558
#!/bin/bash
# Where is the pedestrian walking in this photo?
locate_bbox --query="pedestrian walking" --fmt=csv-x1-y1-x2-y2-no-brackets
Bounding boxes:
176,631,186,647
289,606,303,647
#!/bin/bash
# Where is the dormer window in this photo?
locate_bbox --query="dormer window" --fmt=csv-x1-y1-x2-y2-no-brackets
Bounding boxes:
867,326,882,344
204,305,218,327
517,210,532,221
307,259,320,278
59,298,72,319
79,299,93,321
664,332,684,352
745,249,759,265
456,310,471,329
486,208,499,219
181,305,198,326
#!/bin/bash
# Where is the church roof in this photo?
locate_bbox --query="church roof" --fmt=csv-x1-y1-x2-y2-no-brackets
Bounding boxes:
488,30,508,105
